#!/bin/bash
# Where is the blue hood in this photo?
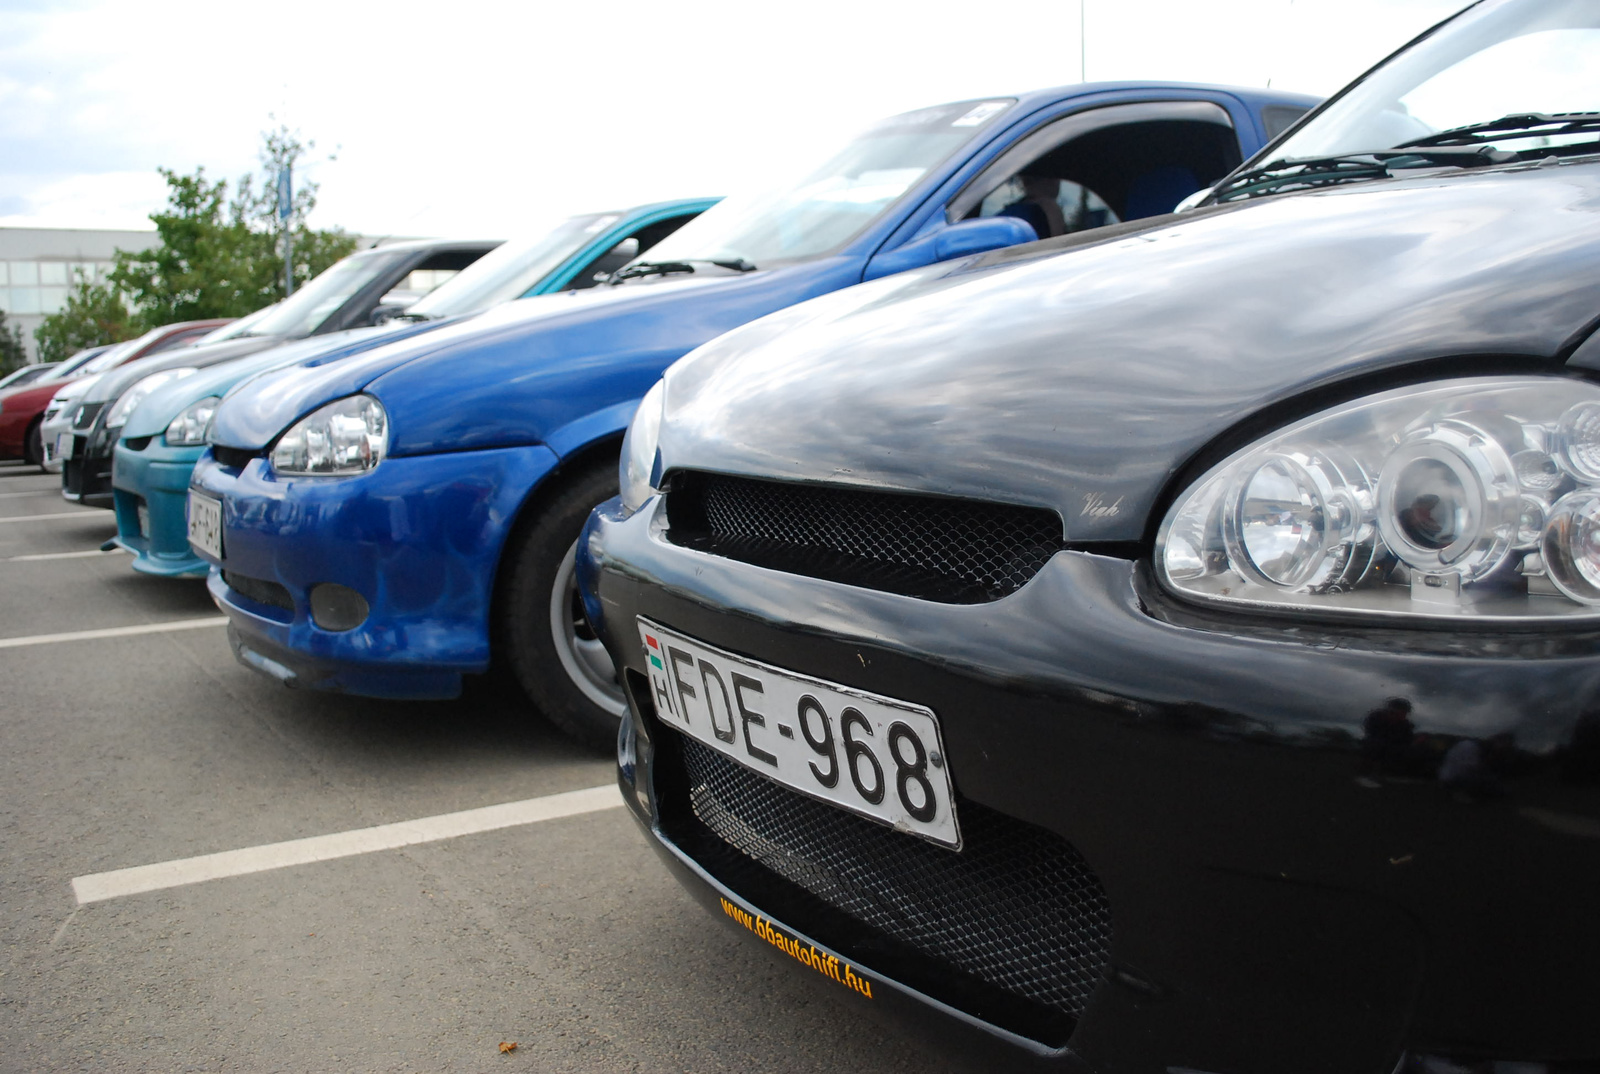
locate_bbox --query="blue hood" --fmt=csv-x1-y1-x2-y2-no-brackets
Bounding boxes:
121,320,447,438
208,259,856,454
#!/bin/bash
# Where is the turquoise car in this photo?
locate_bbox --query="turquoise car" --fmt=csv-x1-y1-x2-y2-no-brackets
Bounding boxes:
110,198,714,576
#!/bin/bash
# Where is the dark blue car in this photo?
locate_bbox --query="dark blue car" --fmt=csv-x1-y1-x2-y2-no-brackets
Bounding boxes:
191,80,1317,748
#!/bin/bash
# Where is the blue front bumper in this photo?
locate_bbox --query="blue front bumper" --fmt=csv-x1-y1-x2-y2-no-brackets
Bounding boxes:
112,437,208,576
190,444,559,699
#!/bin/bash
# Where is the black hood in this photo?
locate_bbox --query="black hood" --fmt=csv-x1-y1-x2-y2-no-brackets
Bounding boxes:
658,159,1600,542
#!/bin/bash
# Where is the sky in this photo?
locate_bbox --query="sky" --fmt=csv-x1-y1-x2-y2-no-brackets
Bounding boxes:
0,0,1466,241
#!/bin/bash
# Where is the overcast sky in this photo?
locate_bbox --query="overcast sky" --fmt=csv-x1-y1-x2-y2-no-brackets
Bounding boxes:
0,0,1465,240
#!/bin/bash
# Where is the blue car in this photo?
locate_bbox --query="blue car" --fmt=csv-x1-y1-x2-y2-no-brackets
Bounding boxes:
111,199,714,577
191,81,1317,748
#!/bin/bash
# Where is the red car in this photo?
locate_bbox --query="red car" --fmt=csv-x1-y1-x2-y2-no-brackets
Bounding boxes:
0,320,228,466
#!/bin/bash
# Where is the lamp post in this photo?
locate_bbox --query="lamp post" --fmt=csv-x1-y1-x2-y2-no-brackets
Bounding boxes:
277,166,294,297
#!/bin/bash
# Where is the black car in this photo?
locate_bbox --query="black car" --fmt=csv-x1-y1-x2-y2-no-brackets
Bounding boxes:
580,1,1600,1071
60,237,497,507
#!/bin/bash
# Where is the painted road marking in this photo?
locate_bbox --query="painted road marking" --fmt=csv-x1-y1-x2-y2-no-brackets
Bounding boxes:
9,548,128,561
0,489,65,499
72,785,624,903
0,617,226,650
0,511,107,523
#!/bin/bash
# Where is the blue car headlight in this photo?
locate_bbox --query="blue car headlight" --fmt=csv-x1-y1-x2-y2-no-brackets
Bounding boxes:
164,396,221,446
620,379,665,512
270,395,388,476
1156,376,1600,622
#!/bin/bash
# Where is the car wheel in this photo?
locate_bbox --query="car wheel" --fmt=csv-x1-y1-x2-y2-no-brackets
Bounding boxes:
23,418,43,469
500,461,627,751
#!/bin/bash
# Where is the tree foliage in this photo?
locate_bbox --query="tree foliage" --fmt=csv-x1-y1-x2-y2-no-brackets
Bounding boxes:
37,124,359,348
0,309,28,375
32,275,134,364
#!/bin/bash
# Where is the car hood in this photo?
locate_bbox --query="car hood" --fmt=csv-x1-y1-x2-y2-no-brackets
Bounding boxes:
209,265,838,452
122,321,445,438
85,334,290,406
0,377,73,411
658,160,1600,543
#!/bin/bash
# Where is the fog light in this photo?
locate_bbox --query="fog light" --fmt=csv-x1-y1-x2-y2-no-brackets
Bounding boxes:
309,583,369,631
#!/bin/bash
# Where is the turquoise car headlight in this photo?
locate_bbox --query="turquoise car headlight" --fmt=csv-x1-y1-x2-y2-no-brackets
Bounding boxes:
270,395,388,476
164,396,220,446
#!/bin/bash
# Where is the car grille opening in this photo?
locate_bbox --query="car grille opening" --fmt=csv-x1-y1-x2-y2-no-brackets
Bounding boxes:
71,401,105,432
124,436,151,452
223,571,294,614
664,471,1065,603
211,446,257,471
654,727,1112,1046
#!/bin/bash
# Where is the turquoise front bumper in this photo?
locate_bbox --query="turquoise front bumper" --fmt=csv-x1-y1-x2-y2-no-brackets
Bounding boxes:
111,437,207,577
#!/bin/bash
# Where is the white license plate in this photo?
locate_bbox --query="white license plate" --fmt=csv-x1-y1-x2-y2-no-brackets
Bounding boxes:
55,434,73,460
638,618,961,848
137,505,150,539
187,491,223,560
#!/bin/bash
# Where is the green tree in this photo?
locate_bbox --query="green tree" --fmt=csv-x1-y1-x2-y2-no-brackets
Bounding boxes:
91,124,357,334
0,309,28,375
32,274,134,364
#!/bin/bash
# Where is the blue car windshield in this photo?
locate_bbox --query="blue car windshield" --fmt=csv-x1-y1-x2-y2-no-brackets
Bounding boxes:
641,99,1015,269
241,248,403,339
403,213,620,318
1273,0,1600,161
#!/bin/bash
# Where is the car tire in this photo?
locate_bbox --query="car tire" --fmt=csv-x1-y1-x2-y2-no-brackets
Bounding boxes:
23,418,43,469
499,460,627,752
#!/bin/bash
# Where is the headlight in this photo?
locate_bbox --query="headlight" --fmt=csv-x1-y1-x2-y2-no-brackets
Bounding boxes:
106,368,198,428
1156,376,1600,622
270,395,388,476
619,380,665,511
164,396,220,446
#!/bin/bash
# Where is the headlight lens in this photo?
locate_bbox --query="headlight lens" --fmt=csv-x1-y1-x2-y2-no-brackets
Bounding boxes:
619,380,665,512
1156,376,1600,622
164,396,220,446
106,368,198,428
270,395,388,476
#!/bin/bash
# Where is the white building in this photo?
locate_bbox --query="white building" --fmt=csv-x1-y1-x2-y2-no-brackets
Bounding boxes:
0,227,155,359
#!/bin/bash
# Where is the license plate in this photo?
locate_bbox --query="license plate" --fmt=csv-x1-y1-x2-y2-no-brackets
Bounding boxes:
637,618,960,848
137,505,150,539
55,434,73,460
187,491,223,560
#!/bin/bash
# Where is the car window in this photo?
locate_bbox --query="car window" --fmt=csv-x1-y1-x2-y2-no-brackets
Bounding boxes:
953,102,1243,235
245,249,403,338
563,211,705,291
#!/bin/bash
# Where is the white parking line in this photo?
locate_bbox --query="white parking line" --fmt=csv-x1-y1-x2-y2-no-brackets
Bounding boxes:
0,511,106,523
0,617,226,650
9,548,128,561
72,784,624,903
0,489,63,499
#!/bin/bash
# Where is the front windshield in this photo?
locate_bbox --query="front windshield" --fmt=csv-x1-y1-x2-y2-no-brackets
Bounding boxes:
641,99,1014,269
199,303,276,343
404,214,618,318
78,338,141,375
244,249,401,339
44,349,105,379
1274,0,1600,161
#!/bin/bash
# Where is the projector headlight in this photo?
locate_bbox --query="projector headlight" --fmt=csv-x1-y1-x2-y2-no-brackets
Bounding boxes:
1156,376,1600,622
164,396,220,446
106,368,198,428
619,380,665,512
270,395,388,476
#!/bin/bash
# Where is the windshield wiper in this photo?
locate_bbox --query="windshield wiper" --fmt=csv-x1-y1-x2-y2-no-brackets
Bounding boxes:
608,258,757,284
1396,112,1600,150
1213,145,1515,202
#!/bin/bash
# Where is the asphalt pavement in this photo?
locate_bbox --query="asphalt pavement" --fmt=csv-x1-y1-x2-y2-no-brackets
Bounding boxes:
0,460,976,1073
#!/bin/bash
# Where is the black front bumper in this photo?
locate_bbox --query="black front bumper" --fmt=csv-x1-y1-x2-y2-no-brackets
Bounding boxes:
62,429,116,508
583,496,1600,1074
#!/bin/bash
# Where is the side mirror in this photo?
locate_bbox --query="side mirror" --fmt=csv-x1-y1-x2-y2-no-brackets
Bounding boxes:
863,216,1038,282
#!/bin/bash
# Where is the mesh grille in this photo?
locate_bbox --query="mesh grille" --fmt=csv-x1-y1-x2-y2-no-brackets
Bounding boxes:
223,571,294,614
665,472,1064,603
71,401,105,432
676,736,1112,1017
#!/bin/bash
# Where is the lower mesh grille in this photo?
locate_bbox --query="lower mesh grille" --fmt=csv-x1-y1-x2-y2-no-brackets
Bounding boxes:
670,735,1112,1023
223,571,294,613
665,472,1065,603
